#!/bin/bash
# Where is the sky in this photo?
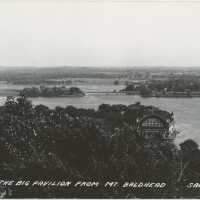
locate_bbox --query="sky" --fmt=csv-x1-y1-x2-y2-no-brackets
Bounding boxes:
0,0,200,67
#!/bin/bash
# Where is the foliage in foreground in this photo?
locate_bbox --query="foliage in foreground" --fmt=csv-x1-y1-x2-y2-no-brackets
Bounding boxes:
0,97,199,198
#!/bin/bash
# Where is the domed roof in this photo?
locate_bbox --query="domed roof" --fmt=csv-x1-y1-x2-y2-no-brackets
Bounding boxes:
138,114,168,128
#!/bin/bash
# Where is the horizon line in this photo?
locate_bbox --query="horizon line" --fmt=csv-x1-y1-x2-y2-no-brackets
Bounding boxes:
0,65,200,68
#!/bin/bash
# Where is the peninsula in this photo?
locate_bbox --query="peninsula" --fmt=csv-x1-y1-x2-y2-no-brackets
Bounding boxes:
121,79,200,97
19,86,85,97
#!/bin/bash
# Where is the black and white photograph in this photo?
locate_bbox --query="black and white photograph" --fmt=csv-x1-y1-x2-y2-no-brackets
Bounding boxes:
0,0,200,198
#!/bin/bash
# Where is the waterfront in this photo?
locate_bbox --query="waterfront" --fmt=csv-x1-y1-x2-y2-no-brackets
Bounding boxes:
26,94,200,144
18,94,200,146
0,83,199,146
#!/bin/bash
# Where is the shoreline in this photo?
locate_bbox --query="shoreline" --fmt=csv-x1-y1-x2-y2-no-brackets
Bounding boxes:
1,90,200,98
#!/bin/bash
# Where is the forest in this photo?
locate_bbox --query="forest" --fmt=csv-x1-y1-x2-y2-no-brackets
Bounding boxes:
0,97,199,198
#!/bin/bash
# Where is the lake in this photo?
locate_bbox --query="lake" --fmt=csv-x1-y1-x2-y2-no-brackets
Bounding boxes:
27,94,199,146
0,83,199,146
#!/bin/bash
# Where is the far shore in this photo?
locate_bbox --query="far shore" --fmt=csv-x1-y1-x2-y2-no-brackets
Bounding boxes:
1,89,200,98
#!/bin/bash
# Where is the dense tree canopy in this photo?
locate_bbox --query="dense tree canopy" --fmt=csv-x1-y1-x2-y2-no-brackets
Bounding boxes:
0,97,198,198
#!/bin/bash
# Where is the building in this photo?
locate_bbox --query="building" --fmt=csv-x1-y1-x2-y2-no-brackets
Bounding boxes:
136,112,175,140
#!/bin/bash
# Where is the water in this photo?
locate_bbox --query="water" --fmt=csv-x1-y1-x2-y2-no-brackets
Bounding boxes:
0,83,199,146
27,94,200,146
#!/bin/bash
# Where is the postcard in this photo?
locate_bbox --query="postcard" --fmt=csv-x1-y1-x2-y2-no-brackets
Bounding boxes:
0,0,199,198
